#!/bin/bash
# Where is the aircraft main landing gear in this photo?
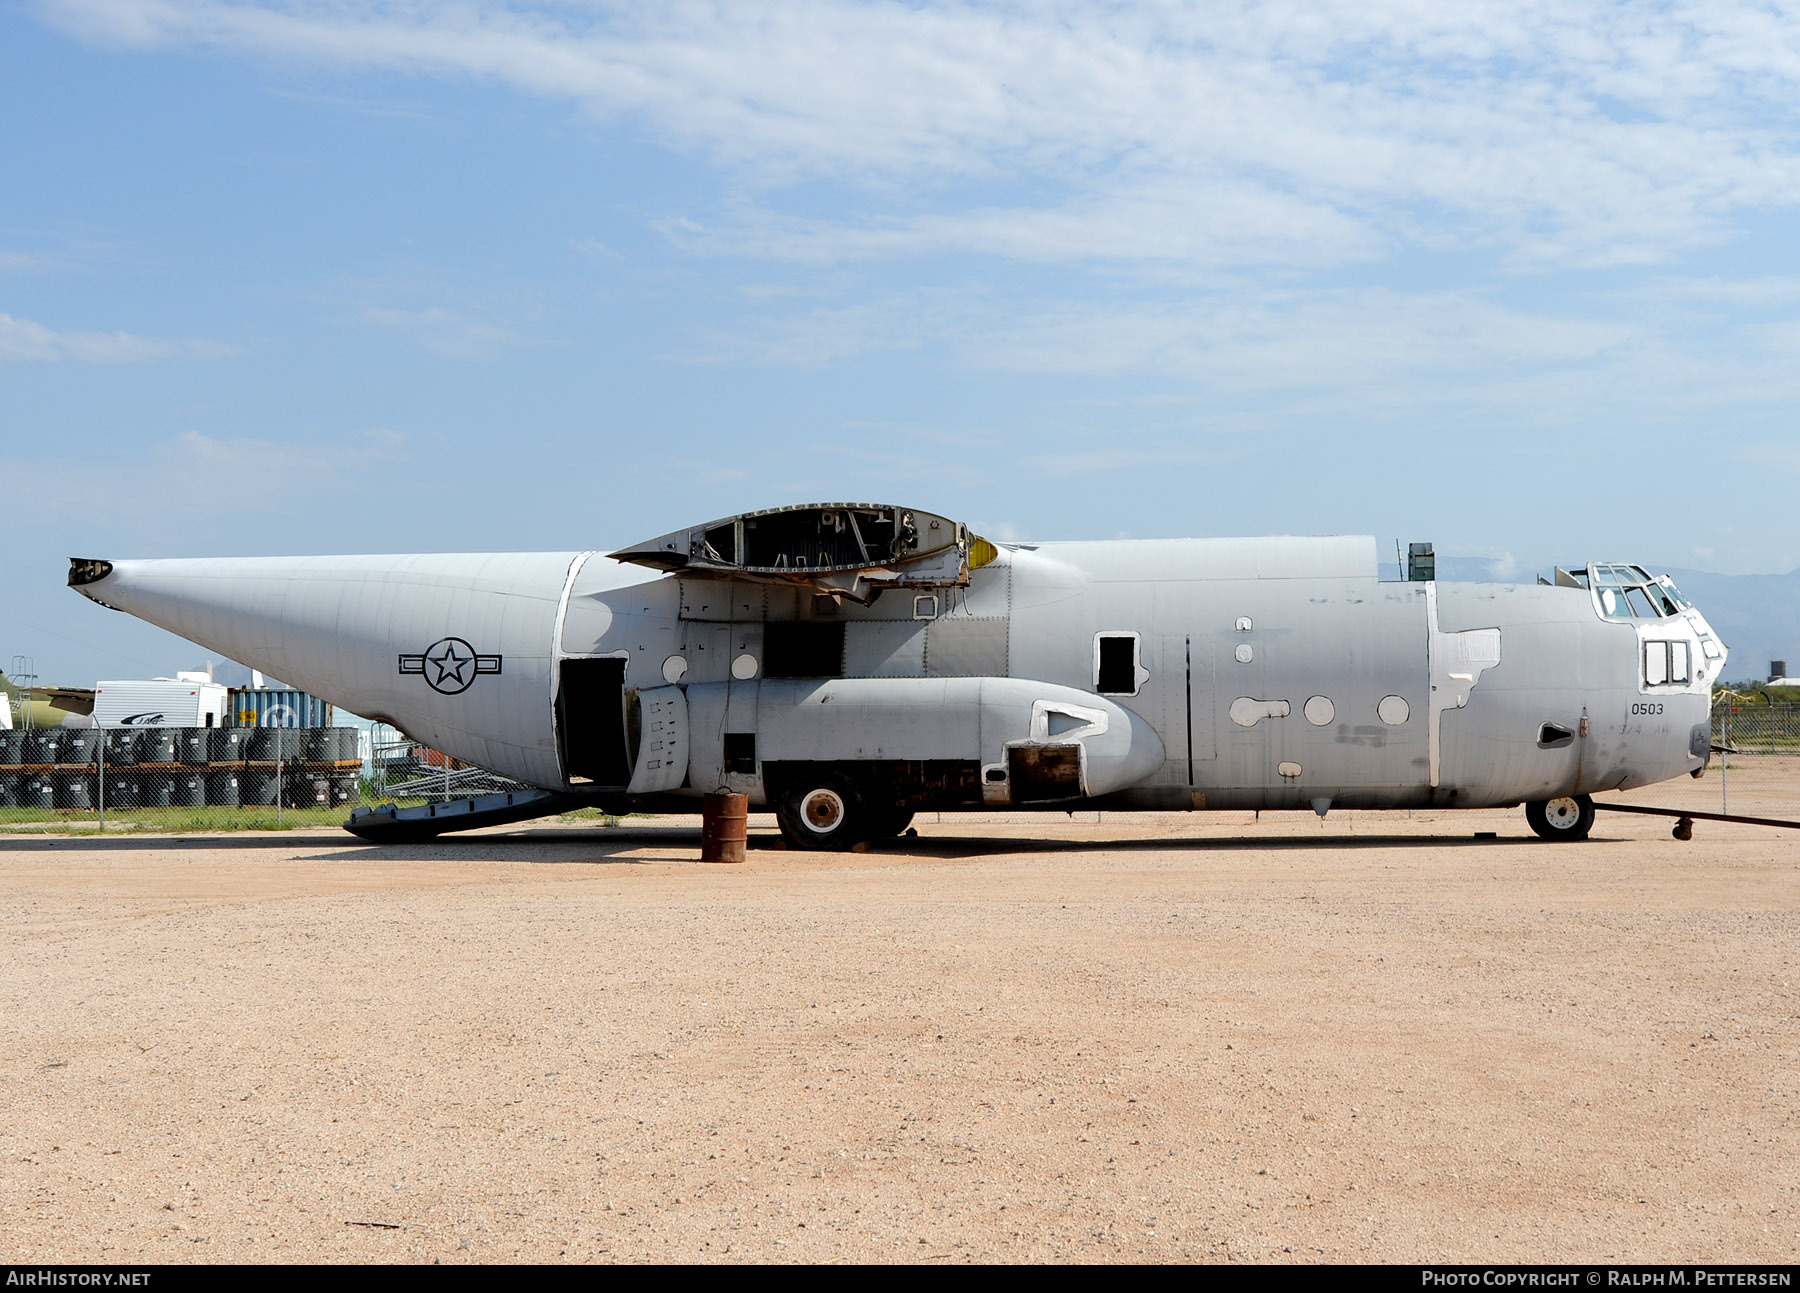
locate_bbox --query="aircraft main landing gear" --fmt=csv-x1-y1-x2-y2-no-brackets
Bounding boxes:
775,775,867,852
1525,794,1595,841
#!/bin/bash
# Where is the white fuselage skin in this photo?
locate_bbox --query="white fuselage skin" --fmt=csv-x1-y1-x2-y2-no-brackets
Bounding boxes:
71,535,1722,815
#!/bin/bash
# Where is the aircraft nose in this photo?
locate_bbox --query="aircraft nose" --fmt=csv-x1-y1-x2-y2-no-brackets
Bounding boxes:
68,558,116,589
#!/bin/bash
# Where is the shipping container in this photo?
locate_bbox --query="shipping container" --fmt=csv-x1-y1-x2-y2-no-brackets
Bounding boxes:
227,688,333,729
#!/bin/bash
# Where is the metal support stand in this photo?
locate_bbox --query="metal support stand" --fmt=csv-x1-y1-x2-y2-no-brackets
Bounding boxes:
1721,707,1729,817
1595,802,1800,832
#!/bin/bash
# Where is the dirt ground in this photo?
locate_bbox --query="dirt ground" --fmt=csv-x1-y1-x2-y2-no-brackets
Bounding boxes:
2,762,1796,1264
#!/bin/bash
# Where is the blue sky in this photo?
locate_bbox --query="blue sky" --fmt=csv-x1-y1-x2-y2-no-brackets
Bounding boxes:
7,0,1800,686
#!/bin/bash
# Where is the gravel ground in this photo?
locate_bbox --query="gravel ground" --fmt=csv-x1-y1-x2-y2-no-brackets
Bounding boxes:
2,762,1796,1264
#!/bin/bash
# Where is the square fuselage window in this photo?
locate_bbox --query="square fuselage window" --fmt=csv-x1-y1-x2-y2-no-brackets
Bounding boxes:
764,621,846,679
1096,634,1139,695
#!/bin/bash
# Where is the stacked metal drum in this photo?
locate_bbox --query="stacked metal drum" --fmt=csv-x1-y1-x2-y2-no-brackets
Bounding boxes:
0,726,362,814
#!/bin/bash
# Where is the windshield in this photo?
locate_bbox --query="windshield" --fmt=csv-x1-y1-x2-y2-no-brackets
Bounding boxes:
1590,563,1680,620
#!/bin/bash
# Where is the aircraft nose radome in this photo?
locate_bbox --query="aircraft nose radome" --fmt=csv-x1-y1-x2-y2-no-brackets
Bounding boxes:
68,557,115,588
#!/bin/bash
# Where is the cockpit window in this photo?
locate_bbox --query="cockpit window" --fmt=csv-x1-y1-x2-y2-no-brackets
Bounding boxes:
1656,575,1693,610
1590,564,1676,619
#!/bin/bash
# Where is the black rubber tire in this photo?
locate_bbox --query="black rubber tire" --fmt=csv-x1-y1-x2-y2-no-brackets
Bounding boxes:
775,774,867,852
1525,794,1596,841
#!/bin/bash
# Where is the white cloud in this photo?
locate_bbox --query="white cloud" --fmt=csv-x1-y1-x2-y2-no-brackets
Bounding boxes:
37,0,1800,270
679,264,1800,435
354,304,523,358
570,237,622,261
972,291,1637,383
1024,447,1218,476
161,427,409,475
0,311,232,361
1737,444,1800,475
7,429,415,526
1615,276,1800,326
702,285,1638,388
1444,547,1522,581
328,271,542,357
660,179,1383,270
265,84,431,119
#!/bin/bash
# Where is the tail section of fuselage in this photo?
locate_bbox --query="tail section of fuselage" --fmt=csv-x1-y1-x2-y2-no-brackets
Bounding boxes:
69,552,586,789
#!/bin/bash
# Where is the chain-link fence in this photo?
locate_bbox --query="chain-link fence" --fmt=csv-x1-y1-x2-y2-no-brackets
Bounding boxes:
1713,701,1800,755
0,726,532,835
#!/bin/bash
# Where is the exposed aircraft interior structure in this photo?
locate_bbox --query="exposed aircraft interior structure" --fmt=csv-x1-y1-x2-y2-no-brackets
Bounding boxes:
67,502,1726,846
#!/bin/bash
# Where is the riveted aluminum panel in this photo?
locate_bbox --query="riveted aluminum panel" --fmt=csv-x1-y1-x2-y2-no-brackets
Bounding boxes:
844,621,926,678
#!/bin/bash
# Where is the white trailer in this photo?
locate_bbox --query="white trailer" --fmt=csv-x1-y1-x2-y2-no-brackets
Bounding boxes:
93,678,229,728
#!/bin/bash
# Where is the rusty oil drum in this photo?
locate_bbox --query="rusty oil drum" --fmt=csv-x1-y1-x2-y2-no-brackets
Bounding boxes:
700,791,748,864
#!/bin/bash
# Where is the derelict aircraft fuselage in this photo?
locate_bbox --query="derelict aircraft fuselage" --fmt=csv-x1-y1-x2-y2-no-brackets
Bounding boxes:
68,502,1725,845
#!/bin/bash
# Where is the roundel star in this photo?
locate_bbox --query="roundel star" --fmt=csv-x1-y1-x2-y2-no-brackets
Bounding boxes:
397,637,501,693
426,638,475,691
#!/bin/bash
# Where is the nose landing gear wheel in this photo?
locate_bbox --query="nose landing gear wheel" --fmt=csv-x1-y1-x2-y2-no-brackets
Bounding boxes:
776,776,867,852
1525,794,1595,841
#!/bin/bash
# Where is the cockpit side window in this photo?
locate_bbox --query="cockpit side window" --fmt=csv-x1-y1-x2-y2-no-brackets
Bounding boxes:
1644,641,1693,688
1657,575,1693,611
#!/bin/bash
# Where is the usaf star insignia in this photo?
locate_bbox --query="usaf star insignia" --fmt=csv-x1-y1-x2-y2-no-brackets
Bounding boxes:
399,637,503,695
